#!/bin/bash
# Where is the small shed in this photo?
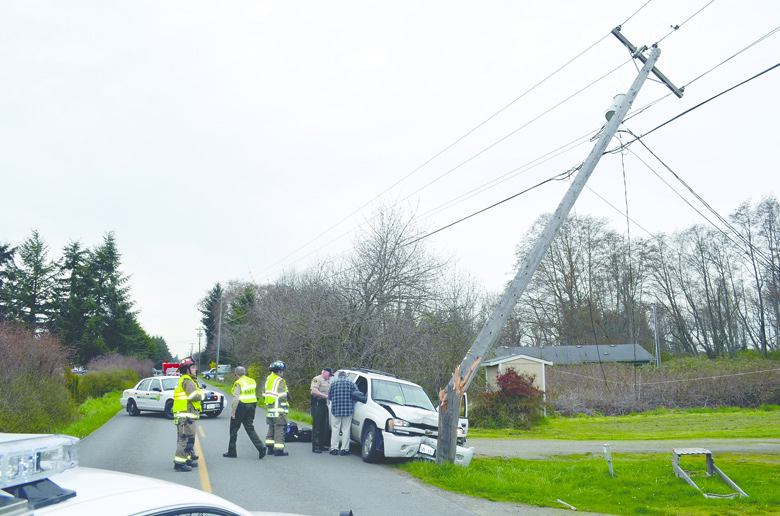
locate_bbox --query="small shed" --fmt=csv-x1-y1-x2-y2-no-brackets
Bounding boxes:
481,354,553,392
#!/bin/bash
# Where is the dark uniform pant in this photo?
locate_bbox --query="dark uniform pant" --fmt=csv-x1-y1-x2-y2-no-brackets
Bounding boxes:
265,412,287,452
311,399,329,450
228,402,265,456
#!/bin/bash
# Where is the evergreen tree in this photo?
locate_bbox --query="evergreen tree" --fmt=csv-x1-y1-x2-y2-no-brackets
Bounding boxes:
0,242,17,322
198,283,223,361
53,241,91,360
151,335,174,365
84,232,150,359
12,231,59,330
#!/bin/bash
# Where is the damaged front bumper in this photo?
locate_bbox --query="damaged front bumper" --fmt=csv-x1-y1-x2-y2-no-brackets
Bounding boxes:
382,433,474,466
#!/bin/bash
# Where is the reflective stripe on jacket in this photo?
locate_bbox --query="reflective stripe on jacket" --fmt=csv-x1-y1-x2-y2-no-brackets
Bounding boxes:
173,374,202,419
233,376,259,404
264,373,288,418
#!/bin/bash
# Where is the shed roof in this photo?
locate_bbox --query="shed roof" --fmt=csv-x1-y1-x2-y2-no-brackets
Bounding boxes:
494,344,654,365
482,354,553,367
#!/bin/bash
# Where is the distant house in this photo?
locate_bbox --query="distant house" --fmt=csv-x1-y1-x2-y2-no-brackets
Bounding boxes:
481,354,553,393
482,344,655,392
495,344,655,366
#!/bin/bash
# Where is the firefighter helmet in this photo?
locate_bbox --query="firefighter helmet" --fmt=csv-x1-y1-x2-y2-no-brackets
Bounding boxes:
269,361,285,372
178,357,196,371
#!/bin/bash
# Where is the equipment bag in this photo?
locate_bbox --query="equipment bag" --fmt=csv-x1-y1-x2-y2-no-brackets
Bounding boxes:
297,428,312,443
284,422,300,442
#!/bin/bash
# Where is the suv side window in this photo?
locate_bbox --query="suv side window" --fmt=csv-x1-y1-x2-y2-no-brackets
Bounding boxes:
354,375,368,395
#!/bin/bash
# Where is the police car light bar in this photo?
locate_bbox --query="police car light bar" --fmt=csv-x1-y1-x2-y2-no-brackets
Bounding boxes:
0,434,79,490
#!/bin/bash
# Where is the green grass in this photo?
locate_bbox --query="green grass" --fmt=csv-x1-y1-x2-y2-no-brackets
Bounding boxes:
52,391,123,438
399,453,780,516
469,406,780,440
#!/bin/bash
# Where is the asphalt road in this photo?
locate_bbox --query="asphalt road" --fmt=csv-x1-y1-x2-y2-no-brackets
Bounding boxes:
80,390,778,516
80,391,612,516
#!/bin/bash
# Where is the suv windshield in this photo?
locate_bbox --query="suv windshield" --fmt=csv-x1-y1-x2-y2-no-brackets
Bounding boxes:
371,379,435,411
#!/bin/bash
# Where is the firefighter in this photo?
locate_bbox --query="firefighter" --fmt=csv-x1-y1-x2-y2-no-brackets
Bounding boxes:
173,357,203,472
223,366,266,459
264,361,289,456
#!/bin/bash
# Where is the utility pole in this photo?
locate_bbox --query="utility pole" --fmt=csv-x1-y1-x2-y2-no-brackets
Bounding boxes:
653,304,661,368
216,299,224,369
437,31,682,464
197,327,203,372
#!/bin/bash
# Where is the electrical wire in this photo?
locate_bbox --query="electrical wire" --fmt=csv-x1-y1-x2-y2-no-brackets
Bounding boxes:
261,17,780,283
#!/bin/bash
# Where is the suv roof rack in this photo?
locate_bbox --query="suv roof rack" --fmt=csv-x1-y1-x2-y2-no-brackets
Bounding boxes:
340,367,411,382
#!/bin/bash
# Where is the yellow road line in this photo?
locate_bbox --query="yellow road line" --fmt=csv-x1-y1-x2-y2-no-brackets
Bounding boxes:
194,428,211,493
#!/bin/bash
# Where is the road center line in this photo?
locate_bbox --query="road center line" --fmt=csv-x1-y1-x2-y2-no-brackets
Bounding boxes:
194,430,211,493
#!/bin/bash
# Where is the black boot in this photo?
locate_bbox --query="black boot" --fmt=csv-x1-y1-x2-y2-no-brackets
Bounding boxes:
274,449,289,456
174,463,192,472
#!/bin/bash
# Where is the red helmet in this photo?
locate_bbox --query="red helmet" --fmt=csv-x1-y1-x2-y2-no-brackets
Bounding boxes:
178,357,196,371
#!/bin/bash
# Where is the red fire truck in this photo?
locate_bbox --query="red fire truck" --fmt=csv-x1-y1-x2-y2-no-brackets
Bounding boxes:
161,361,179,375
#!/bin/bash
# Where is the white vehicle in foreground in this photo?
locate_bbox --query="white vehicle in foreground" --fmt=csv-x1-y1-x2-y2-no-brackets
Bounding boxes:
0,433,337,516
337,368,473,466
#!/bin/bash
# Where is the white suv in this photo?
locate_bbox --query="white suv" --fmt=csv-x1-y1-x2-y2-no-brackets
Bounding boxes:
337,368,473,466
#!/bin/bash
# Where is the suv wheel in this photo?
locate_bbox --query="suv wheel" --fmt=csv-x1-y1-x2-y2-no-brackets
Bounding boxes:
360,423,383,463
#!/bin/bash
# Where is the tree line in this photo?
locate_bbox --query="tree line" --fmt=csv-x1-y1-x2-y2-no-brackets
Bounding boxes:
194,197,780,400
0,231,172,366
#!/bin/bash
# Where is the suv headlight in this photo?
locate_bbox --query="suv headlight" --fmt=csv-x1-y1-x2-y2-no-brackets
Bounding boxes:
385,418,411,435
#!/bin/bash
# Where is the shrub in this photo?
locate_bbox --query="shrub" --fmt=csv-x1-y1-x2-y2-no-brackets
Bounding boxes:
471,369,548,429
0,323,78,432
87,353,153,379
77,367,138,400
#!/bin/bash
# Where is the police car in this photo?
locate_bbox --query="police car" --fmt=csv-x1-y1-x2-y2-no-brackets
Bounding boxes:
0,433,324,516
120,376,224,419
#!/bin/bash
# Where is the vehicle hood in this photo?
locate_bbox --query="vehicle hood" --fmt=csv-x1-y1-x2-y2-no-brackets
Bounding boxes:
378,403,438,426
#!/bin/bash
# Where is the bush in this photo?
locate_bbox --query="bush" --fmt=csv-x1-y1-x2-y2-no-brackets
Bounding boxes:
87,353,153,379
471,369,548,429
77,367,138,400
0,323,78,432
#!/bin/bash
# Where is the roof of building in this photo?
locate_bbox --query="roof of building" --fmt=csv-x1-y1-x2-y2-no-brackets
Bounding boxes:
482,354,553,367
493,344,655,365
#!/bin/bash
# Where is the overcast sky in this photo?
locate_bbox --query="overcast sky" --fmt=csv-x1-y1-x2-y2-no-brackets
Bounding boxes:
2,1,779,360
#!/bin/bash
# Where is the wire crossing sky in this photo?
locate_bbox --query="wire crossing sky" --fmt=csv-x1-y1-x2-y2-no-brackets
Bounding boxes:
2,1,778,357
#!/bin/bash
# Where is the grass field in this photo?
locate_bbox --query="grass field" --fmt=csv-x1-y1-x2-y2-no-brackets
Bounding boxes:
469,405,780,440
400,406,780,516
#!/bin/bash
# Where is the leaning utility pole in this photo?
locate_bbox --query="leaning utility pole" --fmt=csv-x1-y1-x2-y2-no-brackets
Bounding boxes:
437,29,683,464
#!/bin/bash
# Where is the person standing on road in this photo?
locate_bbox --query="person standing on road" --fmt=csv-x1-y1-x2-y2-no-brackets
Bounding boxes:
264,361,290,456
223,366,266,460
310,367,331,453
328,370,361,456
173,357,203,472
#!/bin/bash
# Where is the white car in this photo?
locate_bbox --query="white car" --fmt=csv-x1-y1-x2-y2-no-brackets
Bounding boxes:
0,433,317,516
337,368,473,466
120,376,225,419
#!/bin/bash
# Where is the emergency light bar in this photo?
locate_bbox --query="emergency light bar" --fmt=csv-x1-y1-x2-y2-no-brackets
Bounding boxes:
0,434,79,490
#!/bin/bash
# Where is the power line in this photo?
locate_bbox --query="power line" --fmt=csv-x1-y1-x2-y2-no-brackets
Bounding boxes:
258,28,629,280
